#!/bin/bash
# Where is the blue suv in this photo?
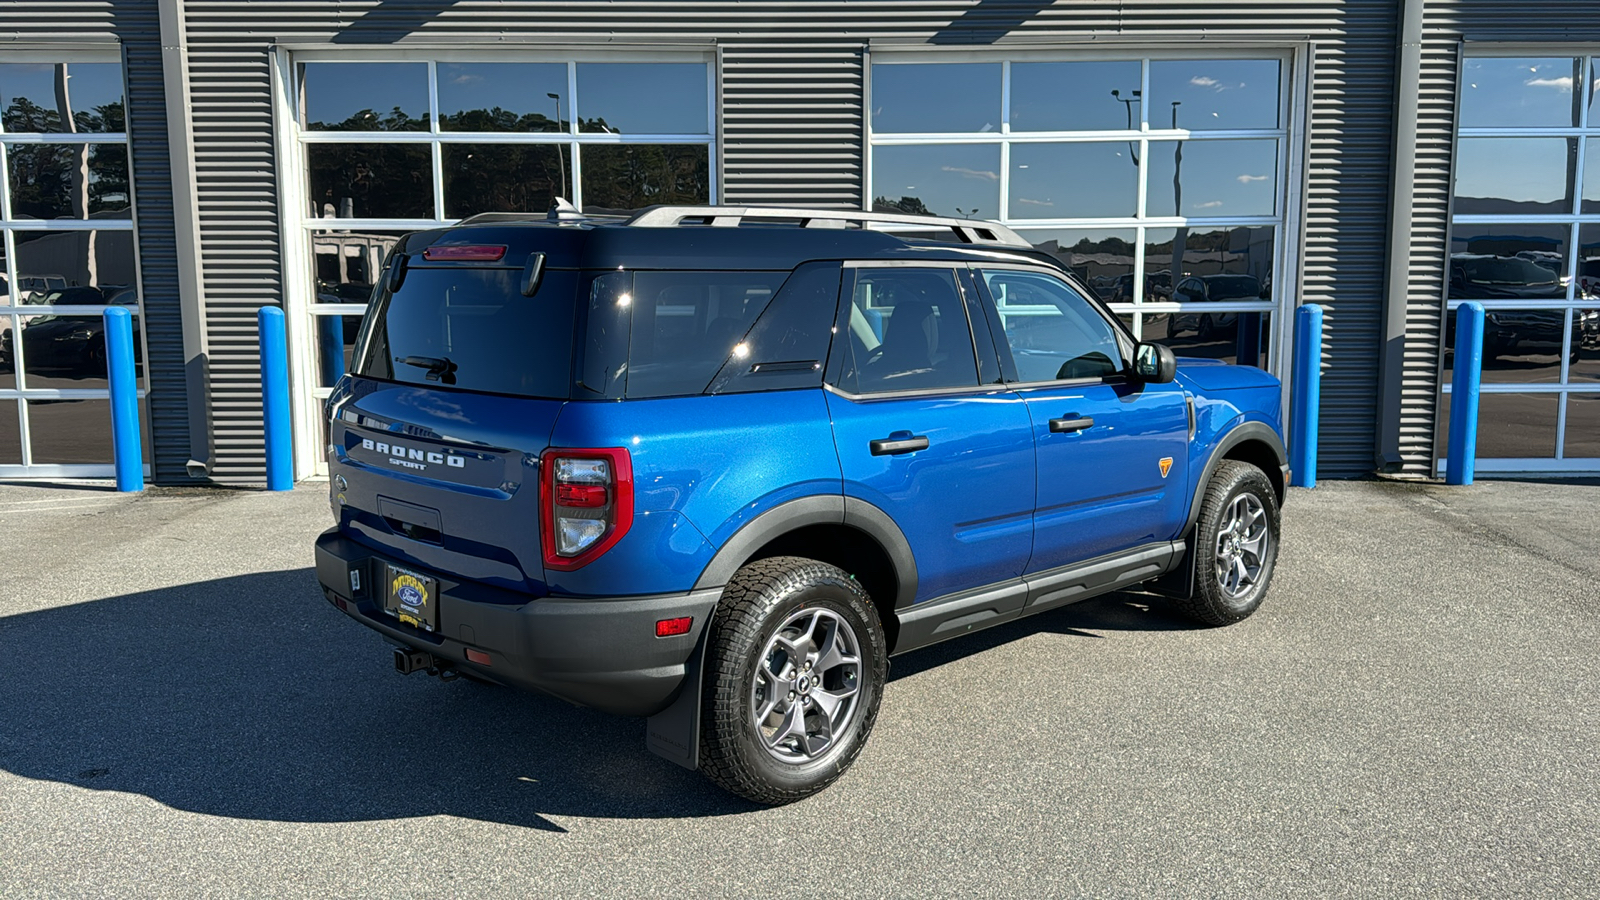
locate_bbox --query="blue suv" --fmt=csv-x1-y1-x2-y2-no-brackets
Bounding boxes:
315,206,1288,804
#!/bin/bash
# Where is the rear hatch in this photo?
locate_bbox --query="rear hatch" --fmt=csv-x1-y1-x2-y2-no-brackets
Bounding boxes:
328,230,581,593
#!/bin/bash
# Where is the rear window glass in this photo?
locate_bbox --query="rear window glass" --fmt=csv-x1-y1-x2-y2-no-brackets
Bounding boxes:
610,270,793,398
355,266,576,398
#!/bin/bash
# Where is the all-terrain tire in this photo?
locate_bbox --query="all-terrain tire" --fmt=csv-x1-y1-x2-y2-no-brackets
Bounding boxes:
1172,460,1280,626
698,556,887,805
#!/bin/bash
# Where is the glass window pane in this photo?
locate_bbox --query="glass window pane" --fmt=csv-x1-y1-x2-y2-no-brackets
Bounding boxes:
301,63,428,132
14,230,137,302
1568,306,1600,384
1581,139,1600,215
1437,391,1559,459
1460,57,1581,129
306,144,434,220
871,143,999,219
11,313,138,389
1578,224,1600,301
6,143,129,219
311,230,404,303
579,144,709,215
438,63,568,133
1009,142,1138,219
0,62,124,133
26,397,117,464
1147,60,1281,131
1009,62,1142,132
1141,310,1272,370
1144,225,1275,294
0,315,15,388
1444,307,1568,385
0,399,19,463
1447,225,1569,302
1454,138,1575,216
576,63,708,135
1564,393,1600,458
442,143,570,218
980,269,1123,382
871,63,1001,134
1146,139,1277,218
1018,229,1136,303
312,312,356,389
836,268,979,393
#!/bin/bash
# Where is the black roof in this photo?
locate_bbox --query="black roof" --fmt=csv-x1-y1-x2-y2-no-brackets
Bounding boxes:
393,218,1054,272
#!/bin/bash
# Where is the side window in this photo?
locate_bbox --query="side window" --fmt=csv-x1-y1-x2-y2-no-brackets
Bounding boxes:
979,269,1125,383
625,270,790,398
834,267,981,394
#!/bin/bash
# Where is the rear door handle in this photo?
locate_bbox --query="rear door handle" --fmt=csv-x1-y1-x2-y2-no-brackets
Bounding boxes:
1049,416,1095,434
870,434,929,455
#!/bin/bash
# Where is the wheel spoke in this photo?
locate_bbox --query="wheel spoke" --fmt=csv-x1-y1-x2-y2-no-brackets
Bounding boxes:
802,702,834,756
773,632,811,671
769,700,808,752
1231,555,1250,590
1239,532,1267,561
809,680,857,721
813,619,858,674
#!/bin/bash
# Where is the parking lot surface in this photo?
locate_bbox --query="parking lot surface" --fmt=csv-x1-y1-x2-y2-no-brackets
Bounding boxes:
1,478,1597,898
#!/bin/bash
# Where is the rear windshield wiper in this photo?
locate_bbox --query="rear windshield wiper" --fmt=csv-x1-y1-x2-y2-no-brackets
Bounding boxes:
398,355,458,385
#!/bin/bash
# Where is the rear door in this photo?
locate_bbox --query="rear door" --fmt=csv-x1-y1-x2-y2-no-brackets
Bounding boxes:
328,255,579,593
825,263,1035,603
972,266,1190,572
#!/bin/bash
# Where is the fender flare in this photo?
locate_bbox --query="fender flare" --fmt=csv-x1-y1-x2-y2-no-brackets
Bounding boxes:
1183,420,1288,534
691,494,919,609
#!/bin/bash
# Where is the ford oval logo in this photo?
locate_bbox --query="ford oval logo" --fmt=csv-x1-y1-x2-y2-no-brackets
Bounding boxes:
398,585,424,606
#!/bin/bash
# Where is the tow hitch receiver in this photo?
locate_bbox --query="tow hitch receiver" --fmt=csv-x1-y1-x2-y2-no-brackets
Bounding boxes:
392,646,462,681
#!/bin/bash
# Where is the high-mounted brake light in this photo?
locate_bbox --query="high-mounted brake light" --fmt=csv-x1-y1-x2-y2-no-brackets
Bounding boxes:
540,447,634,571
422,244,507,262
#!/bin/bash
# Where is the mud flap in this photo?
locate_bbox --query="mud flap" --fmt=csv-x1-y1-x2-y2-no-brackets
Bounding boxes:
645,627,708,770
1146,532,1196,601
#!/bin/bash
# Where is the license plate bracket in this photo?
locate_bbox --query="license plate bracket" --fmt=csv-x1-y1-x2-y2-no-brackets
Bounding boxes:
384,564,438,633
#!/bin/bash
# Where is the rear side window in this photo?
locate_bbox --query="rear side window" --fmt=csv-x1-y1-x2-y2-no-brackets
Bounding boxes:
356,266,577,398
833,267,980,394
625,271,791,397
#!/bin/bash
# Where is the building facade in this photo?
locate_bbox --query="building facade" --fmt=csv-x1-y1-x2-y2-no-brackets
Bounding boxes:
0,0,1595,484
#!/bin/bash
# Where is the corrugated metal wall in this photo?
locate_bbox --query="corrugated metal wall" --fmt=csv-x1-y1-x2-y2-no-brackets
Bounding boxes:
0,0,191,480
168,0,1405,483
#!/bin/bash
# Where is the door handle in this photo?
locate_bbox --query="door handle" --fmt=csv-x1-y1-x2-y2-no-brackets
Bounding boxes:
1049,415,1095,434
870,434,929,456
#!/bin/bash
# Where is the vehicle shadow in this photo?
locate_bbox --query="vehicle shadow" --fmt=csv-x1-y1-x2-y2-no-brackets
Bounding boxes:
0,569,751,831
0,572,1197,829
887,591,1197,681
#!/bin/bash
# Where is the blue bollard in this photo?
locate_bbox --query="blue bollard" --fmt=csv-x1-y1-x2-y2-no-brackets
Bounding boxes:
1289,303,1323,488
258,306,293,490
1446,301,1485,486
102,306,143,492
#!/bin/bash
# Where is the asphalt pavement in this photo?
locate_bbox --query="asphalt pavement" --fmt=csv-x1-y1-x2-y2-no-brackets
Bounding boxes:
1,477,1597,898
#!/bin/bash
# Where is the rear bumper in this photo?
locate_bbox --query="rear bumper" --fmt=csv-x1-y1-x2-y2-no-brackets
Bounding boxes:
314,528,719,717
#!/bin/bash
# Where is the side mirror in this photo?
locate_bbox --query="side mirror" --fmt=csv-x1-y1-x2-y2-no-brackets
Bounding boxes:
1133,342,1177,384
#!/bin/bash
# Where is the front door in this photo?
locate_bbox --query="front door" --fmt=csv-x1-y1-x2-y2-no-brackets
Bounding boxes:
973,266,1191,572
825,264,1035,604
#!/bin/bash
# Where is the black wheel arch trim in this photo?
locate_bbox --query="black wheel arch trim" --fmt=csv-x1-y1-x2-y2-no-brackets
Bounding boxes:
691,495,919,609
1183,420,1288,534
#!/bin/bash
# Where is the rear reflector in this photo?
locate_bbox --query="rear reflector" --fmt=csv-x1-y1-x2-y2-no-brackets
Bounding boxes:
422,244,507,262
555,483,607,508
464,648,492,666
655,616,693,638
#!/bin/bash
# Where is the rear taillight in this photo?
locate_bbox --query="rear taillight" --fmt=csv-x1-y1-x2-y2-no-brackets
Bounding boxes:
540,448,633,571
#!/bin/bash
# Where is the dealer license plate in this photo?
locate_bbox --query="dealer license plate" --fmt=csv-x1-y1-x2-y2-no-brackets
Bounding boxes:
384,564,438,633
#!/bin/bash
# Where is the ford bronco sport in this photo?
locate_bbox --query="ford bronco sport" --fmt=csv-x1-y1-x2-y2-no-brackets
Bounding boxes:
315,205,1288,805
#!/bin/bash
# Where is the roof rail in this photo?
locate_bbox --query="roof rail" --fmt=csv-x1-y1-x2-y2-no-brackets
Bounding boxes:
625,205,1033,249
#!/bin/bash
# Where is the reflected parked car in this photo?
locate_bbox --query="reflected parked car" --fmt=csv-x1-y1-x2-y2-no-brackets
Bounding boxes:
0,285,141,376
1447,254,1595,361
1170,274,1265,339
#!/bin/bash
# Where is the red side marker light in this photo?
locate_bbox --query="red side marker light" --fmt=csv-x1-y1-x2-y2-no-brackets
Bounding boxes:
464,648,492,666
655,617,693,638
422,244,507,262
